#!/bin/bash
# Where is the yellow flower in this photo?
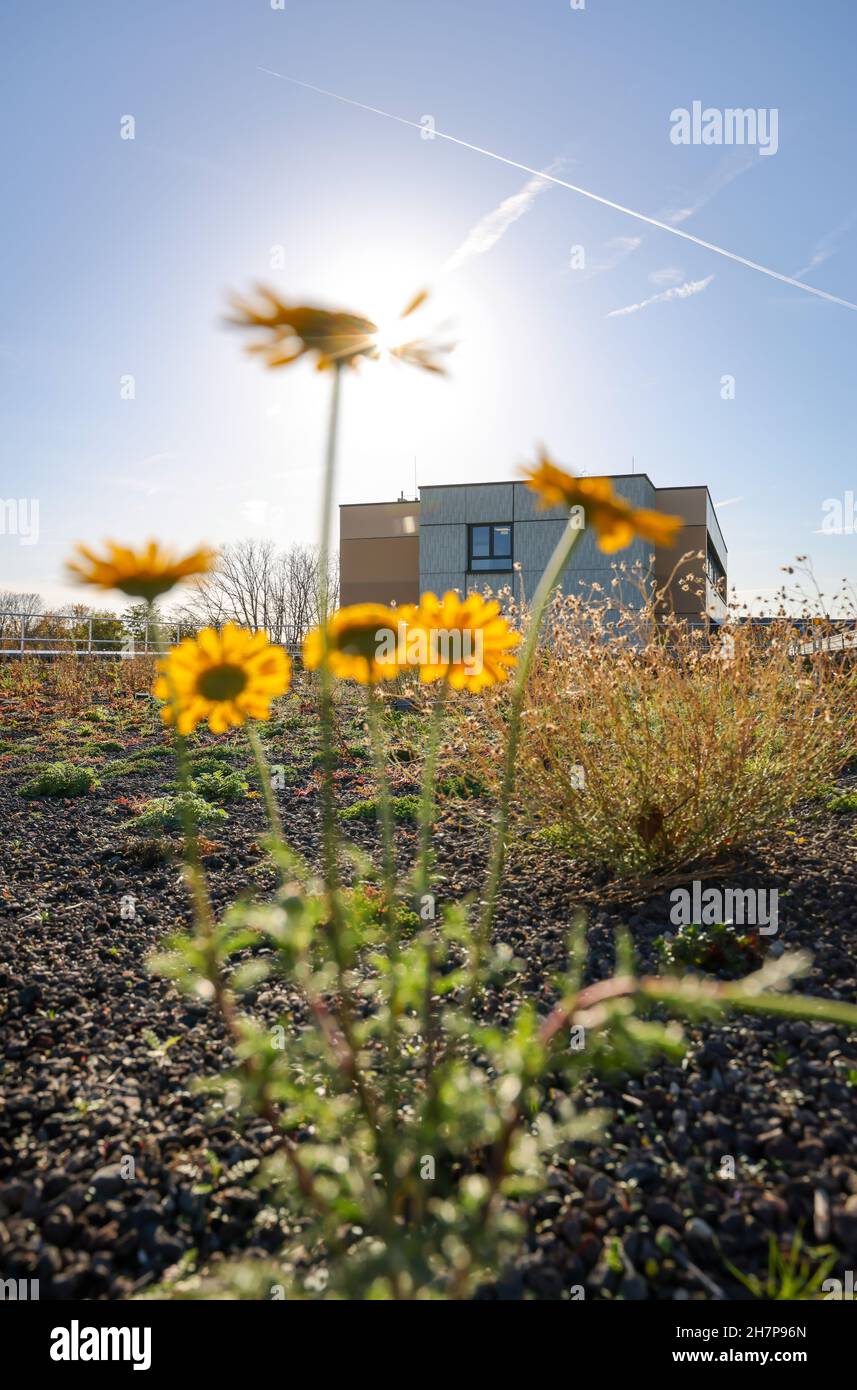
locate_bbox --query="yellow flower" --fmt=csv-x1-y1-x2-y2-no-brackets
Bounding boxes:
522,453,683,553
226,285,453,374
408,591,521,692
154,623,291,735
67,540,216,603
302,604,402,685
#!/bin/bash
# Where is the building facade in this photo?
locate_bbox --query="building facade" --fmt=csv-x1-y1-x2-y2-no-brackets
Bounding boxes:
339,475,727,624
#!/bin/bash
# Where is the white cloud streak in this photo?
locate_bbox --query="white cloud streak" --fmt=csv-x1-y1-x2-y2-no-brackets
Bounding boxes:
441,169,555,275
607,274,714,318
794,212,857,280
648,266,685,287
584,234,642,277
662,154,757,226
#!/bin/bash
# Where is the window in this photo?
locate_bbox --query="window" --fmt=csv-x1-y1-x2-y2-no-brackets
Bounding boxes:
468,523,513,572
705,538,726,598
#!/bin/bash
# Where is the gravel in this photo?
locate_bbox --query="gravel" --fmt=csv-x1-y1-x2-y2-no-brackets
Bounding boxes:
2,700,856,1300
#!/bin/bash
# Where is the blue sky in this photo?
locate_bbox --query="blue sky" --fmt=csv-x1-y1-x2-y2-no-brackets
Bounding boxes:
2,0,856,610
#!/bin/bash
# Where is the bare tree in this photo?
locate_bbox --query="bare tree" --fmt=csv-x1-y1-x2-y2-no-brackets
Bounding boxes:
0,591,43,648
174,540,336,645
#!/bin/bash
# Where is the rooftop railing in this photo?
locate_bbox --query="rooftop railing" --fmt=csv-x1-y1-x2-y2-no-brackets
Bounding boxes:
0,613,302,657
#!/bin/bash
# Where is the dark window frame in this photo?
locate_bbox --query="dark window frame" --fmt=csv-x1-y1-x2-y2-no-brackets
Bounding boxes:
467,522,514,572
705,538,726,598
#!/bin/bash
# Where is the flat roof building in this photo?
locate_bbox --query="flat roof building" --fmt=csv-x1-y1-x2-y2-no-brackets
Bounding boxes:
340,476,727,625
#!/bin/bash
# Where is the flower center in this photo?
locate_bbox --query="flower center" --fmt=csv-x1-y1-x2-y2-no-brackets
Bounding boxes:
197,663,248,702
338,624,382,661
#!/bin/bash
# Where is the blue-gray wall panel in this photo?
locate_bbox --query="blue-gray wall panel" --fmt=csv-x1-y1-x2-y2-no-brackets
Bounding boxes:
419,487,466,525
420,523,466,576
514,518,569,570
465,483,514,523
512,482,570,524
420,571,465,597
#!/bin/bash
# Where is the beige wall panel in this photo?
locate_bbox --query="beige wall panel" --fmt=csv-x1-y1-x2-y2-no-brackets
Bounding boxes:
340,502,420,541
340,535,419,607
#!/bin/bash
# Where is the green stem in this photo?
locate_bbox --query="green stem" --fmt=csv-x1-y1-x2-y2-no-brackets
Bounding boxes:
416,682,445,899
309,365,385,1135
470,520,582,995
246,722,289,885
417,683,445,1086
317,366,345,920
151,615,331,1223
366,685,397,936
318,364,342,626
148,602,214,937
366,684,401,1157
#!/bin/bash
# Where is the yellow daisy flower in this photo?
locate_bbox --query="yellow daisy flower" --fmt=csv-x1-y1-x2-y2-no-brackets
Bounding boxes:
67,540,216,603
408,591,521,692
154,623,291,735
302,604,402,685
226,286,453,374
522,453,683,553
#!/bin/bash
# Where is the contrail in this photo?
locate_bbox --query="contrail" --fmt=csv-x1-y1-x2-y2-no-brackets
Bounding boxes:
258,68,857,314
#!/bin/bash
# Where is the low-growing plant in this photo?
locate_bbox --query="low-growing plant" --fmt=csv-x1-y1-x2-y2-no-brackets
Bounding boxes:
130,793,227,832
438,773,485,800
191,769,250,804
127,744,173,762
90,738,125,755
101,756,166,779
81,706,111,725
827,791,857,814
151,878,857,1299
120,835,171,866
338,793,420,824
725,1231,838,1301
1,759,45,779
188,747,244,776
20,761,97,798
655,921,767,978
473,581,857,882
